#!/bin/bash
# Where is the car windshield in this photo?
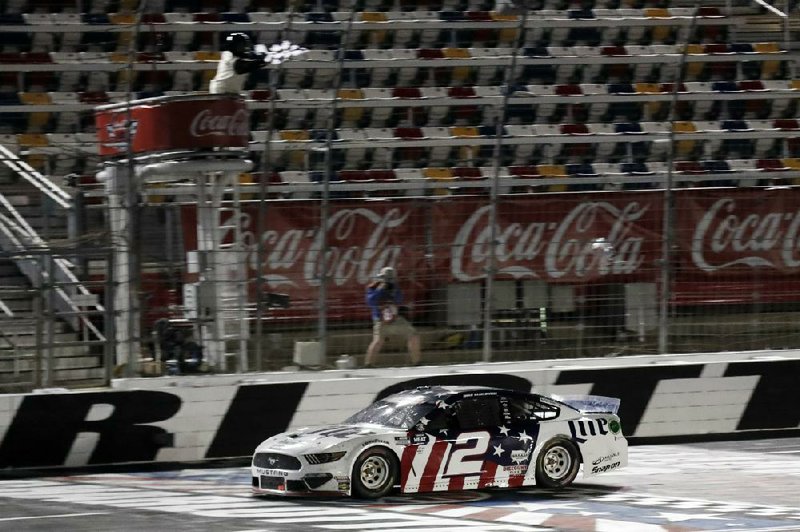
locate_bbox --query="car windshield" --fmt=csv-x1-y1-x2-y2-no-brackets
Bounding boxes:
344,395,436,429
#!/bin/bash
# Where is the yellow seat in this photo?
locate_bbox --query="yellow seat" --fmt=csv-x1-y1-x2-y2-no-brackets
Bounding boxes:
644,8,671,18
424,167,454,180
280,130,311,141
341,107,365,127
110,13,136,24
337,89,364,100
19,92,52,105
754,42,781,54
451,126,479,138
635,83,661,94
443,48,471,59
423,168,453,195
673,121,698,133
791,80,800,91
685,44,705,55
239,172,255,200
110,52,128,63
27,112,51,133
536,164,567,192
782,158,800,185
195,51,221,62
17,133,49,147
360,12,387,22
25,153,48,171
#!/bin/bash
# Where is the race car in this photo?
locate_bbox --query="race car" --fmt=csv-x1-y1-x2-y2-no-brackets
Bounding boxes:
251,385,627,498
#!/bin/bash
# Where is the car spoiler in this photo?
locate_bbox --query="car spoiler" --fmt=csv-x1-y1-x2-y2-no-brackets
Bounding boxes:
551,395,621,414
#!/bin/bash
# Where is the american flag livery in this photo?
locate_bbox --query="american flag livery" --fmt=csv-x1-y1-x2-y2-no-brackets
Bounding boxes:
401,422,542,493
252,385,627,498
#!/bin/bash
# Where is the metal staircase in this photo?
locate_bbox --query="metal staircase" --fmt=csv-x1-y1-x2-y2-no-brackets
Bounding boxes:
0,142,106,389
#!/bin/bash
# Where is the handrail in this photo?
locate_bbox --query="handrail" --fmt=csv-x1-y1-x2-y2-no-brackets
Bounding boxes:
0,144,72,210
0,210,105,342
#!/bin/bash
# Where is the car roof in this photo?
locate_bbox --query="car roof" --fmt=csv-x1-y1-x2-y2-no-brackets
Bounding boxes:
389,385,531,402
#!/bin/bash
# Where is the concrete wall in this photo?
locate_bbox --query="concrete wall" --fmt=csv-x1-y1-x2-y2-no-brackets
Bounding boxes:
1,350,799,470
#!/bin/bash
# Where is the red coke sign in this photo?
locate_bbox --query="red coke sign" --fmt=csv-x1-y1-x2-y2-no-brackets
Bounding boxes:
95,94,250,156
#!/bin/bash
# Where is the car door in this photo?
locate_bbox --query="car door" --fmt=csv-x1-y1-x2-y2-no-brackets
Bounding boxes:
404,394,502,492
487,393,544,488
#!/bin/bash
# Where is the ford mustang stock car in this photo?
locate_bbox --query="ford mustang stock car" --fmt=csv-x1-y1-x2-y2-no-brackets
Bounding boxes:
251,385,627,498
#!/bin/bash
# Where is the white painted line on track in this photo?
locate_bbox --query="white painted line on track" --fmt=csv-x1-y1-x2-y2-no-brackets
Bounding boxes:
496,511,553,525
265,514,437,524
314,516,510,529
0,512,109,522
595,519,669,532
768,450,800,454
426,506,490,517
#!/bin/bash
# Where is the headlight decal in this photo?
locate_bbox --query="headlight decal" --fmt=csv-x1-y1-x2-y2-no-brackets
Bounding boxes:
304,451,347,464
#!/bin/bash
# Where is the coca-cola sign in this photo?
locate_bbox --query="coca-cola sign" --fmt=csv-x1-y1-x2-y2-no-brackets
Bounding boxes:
96,95,249,156
189,108,250,138
446,199,658,282
180,190,800,319
681,190,800,275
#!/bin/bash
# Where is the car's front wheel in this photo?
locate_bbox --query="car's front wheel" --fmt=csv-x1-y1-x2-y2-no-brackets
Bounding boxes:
535,437,580,488
351,447,398,499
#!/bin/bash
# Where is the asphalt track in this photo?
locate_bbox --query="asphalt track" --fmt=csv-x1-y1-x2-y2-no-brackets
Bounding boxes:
1,437,799,532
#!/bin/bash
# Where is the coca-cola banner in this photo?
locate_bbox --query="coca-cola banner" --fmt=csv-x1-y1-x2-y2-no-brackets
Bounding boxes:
182,202,430,320
433,196,663,283
676,189,800,277
95,95,249,156
181,189,800,318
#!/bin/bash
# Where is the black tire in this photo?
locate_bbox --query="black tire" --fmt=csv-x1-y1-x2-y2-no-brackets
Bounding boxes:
351,447,398,499
535,437,580,488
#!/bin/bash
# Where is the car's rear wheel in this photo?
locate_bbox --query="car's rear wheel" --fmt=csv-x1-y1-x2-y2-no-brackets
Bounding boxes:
535,437,580,488
351,447,397,499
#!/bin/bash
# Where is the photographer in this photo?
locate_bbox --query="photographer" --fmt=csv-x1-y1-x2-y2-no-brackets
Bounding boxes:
364,267,422,368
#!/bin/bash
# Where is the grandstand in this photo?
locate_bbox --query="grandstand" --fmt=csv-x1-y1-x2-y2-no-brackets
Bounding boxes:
0,0,799,388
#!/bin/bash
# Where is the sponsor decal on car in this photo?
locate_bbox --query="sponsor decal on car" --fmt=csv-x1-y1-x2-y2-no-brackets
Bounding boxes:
591,461,621,474
592,451,620,466
568,419,611,442
257,469,289,477
412,433,429,445
511,449,530,463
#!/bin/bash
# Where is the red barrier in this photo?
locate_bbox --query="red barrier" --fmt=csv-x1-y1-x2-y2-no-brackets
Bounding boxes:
95,94,249,156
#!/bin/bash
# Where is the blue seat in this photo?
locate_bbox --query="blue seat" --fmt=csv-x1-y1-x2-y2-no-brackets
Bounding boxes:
221,13,251,23
712,81,740,92
615,122,643,134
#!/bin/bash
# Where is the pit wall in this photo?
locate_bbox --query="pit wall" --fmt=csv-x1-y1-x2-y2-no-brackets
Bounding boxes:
1,350,798,470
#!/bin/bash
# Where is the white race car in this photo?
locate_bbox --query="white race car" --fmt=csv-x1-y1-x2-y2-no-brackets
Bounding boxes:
251,385,627,498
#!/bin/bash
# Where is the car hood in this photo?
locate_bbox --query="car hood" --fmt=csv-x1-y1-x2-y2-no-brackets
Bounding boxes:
256,424,402,454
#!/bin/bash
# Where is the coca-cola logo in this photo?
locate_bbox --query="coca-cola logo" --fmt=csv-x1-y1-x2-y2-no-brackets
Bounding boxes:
451,202,648,281
692,198,800,272
230,208,409,288
189,108,249,138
